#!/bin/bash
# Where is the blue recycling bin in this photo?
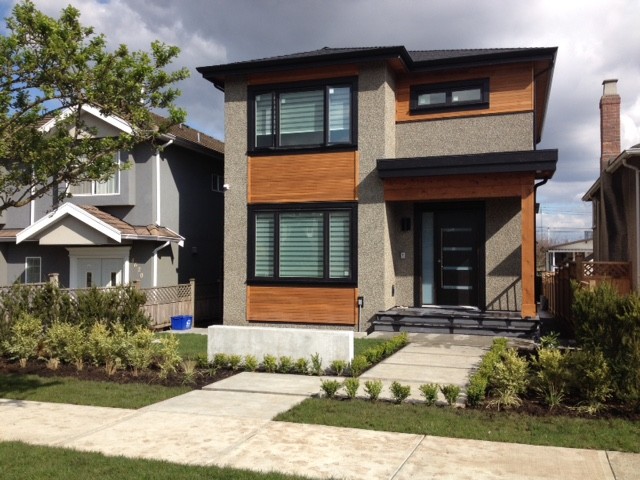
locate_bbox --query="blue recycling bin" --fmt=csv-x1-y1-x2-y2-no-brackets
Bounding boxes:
170,315,192,330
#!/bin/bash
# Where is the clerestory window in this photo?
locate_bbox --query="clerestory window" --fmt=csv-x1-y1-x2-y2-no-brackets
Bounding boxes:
410,79,490,113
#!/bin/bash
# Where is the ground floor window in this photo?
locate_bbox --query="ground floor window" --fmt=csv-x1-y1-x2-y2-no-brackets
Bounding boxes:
25,257,41,283
248,203,356,284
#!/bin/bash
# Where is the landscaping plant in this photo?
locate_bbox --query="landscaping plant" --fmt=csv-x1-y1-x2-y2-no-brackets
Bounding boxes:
530,347,568,410
277,356,294,373
228,354,243,371
486,347,528,410
363,379,383,401
390,381,411,404
440,384,461,406
343,378,360,399
294,357,309,375
244,355,259,372
2,313,43,367
212,353,229,369
419,383,439,406
310,353,324,376
263,354,278,373
320,379,342,398
330,359,347,376
348,355,370,377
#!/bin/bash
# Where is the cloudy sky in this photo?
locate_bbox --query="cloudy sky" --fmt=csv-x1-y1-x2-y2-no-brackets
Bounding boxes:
2,0,640,243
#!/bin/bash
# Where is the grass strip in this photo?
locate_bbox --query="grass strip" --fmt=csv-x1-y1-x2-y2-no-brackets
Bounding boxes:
275,398,640,453
353,337,387,357
156,332,208,360
0,441,315,480
0,374,190,409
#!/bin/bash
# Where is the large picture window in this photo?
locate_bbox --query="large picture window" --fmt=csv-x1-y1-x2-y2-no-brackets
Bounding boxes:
250,80,356,151
249,204,356,284
410,79,489,113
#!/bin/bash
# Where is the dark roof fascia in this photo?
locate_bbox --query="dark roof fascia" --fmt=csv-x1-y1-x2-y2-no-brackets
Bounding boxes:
163,134,224,159
409,47,557,73
198,47,414,90
376,149,558,180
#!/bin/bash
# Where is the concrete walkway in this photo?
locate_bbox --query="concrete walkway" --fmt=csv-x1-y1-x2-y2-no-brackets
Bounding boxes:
1,333,638,479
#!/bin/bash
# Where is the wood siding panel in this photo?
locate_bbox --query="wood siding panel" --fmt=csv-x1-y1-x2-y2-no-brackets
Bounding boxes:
396,64,534,123
247,286,357,325
248,152,358,204
521,182,536,317
248,65,359,86
382,173,535,202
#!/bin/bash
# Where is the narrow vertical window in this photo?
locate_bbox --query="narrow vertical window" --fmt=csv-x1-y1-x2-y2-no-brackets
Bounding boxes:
25,257,41,284
329,212,350,278
328,86,351,144
255,93,274,148
255,213,275,277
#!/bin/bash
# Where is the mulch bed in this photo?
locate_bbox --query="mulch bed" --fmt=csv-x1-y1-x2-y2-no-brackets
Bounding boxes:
0,358,237,390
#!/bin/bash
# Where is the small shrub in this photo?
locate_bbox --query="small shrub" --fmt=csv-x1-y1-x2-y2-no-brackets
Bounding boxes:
212,353,229,369
330,359,348,376
277,356,294,373
244,355,259,372
343,378,360,399
128,327,156,376
531,347,568,410
87,322,112,366
320,379,342,398
310,353,324,376
229,354,243,371
419,383,439,406
2,313,43,367
465,375,488,408
156,334,182,379
364,345,385,364
46,357,60,371
294,357,309,374
349,355,370,377
390,381,411,404
486,347,528,410
364,379,383,401
263,354,278,373
195,353,209,369
440,384,461,406
181,359,199,385
566,349,612,412
539,331,560,349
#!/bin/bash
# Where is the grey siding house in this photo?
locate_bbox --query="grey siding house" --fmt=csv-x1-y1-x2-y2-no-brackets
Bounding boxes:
198,46,558,331
0,107,224,319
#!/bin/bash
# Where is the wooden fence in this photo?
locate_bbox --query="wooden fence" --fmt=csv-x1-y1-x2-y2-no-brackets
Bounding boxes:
542,260,632,327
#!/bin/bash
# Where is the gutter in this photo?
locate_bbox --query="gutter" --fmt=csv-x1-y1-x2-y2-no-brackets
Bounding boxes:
152,240,171,288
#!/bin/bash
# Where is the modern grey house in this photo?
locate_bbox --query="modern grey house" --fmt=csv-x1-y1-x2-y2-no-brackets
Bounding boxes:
198,46,558,332
0,106,224,318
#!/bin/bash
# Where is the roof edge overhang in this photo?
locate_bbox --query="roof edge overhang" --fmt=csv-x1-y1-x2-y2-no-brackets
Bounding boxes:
197,46,412,91
39,105,133,135
377,149,558,180
16,203,122,245
582,147,640,201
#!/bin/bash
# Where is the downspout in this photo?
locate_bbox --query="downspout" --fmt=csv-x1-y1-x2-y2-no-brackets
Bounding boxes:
534,178,549,311
155,139,173,225
621,157,640,290
152,241,171,288
153,139,173,288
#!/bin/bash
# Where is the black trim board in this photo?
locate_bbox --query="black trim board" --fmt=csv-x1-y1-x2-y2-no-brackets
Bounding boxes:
377,149,558,180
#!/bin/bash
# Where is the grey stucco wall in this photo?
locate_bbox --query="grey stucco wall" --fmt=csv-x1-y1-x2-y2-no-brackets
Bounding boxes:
395,112,534,158
4,244,70,286
485,198,522,311
222,78,249,325
357,63,397,329
386,202,415,307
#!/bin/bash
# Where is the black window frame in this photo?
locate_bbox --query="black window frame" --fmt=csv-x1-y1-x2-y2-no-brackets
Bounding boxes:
247,202,358,285
410,78,490,114
248,78,358,153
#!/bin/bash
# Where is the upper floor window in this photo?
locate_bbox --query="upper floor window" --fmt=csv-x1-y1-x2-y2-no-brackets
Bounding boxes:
69,152,120,196
250,79,356,151
410,79,489,113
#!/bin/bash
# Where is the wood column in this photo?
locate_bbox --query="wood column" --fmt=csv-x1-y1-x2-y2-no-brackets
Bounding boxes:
521,183,536,318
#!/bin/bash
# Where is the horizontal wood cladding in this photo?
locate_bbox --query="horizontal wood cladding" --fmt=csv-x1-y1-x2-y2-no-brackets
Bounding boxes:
383,172,536,202
248,151,358,204
248,65,359,86
247,286,358,325
396,64,534,123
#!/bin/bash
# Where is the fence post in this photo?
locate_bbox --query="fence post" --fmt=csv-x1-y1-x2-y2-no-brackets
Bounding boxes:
48,273,59,286
189,278,195,320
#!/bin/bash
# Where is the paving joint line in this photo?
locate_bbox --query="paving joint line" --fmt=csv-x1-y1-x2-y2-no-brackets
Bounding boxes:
389,434,426,480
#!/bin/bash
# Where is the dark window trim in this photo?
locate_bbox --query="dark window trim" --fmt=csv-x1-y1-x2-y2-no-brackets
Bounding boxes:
410,78,490,114
247,77,358,153
247,202,358,286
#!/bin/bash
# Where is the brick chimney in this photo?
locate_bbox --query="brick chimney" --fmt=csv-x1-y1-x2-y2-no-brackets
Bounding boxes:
600,79,621,171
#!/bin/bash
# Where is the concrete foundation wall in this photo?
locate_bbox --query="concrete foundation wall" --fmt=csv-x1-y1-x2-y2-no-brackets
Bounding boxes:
208,325,354,368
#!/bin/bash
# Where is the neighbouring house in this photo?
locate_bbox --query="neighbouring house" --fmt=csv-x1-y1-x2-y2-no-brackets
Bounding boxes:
198,46,558,332
583,79,640,291
0,106,225,320
544,238,593,272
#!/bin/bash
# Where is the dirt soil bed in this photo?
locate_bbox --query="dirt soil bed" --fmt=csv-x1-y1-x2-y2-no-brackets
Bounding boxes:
0,358,237,390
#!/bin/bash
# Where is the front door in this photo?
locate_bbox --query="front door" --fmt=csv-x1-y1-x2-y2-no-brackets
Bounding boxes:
77,258,123,288
420,204,484,308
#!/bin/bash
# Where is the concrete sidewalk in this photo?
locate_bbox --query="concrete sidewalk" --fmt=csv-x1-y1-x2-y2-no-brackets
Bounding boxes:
1,333,639,479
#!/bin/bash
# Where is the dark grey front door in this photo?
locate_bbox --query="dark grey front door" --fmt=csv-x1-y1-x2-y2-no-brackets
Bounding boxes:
420,205,484,308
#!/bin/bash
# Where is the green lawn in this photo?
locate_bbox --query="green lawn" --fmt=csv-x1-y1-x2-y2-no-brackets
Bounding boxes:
0,441,316,480
275,398,640,453
0,374,190,409
353,337,387,357
157,332,208,360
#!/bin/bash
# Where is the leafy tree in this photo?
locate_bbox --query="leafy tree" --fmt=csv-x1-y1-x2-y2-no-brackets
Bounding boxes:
0,1,189,212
